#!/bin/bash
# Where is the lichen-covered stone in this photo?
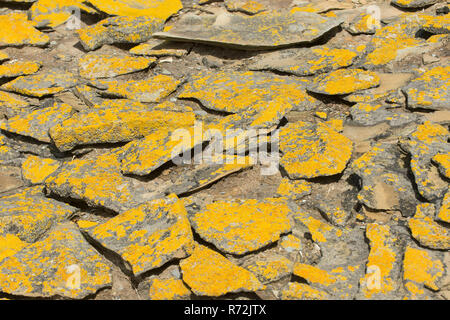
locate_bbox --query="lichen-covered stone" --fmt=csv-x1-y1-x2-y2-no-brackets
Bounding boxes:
241,253,293,283
1,69,78,97
0,187,77,242
437,189,450,223
130,41,190,57
391,0,438,9
400,121,450,202
279,121,353,179
78,54,155,79
154,10,342,50
0,222,112,299
420,14,450,34
0,50,8,62
179,70,318,113
248,46,358,77
77,16,164,51
90,74,181,103
307,69,380,96
432,152,450,179
402,66,450,111
149,278,191,300
350,102,418,127
0,13,49,47
84,195,194,276
179,245,264,297
21,155,60,184
224,0,266,15
49,102,195,151
84,0,182,20
0,234,27,263
346,13,379,35
190,198,292,255
0,61,41,79
409,203,450,250
0,91,30,118
276,178,311,200
0,103,75,143
281,282,329,300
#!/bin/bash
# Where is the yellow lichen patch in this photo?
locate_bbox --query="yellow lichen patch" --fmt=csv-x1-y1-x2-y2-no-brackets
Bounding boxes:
279,121,353,179
420,13,450,34
0,91,29,111
0,13,49,47
409,203,450,250
49,102,195,151
276,178,311,200
93,74,181,102
0,103,74,143
88,196,194,276
359,224,399,299
179,245,264,297
433,152,450,179
244,255,292,283
0,222,112,299
76,220,98,229
347,13,380,34
293,264,348,287
0,50,8,62
78,54,155,79
21,155,60,184
0,234,27,263
325,118,344,132
0,187,77,242
307,68,380,95
403,246,444,292
0,61,41,79
85,0,182,20
130,44,187,57
281,282,329,300
292,210,334,243
438,190,450,223
225,0,266,15
280,234,303,252
149,278,191,300
191,198,292,255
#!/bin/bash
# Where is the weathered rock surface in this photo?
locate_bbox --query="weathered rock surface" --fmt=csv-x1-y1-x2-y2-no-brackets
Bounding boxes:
0,13,49,47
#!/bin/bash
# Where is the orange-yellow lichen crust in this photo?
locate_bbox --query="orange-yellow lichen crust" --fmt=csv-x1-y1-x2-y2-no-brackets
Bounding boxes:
0,234,27,263
0,103,74,143
307,68,380,95
0,91,29,111
29,0,97,28
130,44,187,57
243,255,293,283
433,152,450,179
21,155,60,184
87,195,194,276
0,187,77,242
85,0,182,19
179,70,318,113
280,234,303,252
92,74,181,102
438,190,450,223
420,13,450,34
77,15,164,51
78,54,155,79
403,246,444,296
347,13,380,34
0,69,78,97
0,13,49,47
179,245,264,297
281,282,329,300
279,121,353,179
149,278,191,300
191,198,292,255
225,0,266,15
120,126,207,176
0,61,41,79
0,50,8,62
276,178,311,200
409,203,450,250
402,66,450,110
359,223,401,299
49,101,195,151
0,222,112,299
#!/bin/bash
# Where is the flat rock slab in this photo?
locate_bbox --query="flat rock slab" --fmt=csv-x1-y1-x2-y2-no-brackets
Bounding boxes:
0,91,30,117
0,222,112,299
84,195,194,276
241,253,293,284
224,0,266,15
21,155,61,184
281,282,330,300
0,61,41,79
0,103,74,143
0,187,77,243
154,10,342,50
351,142,417,216
402,66,450,111
279,121,353,179
409,203,450,250
400,121,450,202
77,16,164,51
179,70,318,113
350,102,418,127
78,54,155,79
248,46,358,77
85,0,182,20
45,149,169,213
190,198,292,255
49,102,195,151
391,0,438,8
307,69,380,96
1,69,78,98
90,74,181,102
276,178,311,200
179,245,264,297
421,14,450,34
0,13,49,47
433,152,450,179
